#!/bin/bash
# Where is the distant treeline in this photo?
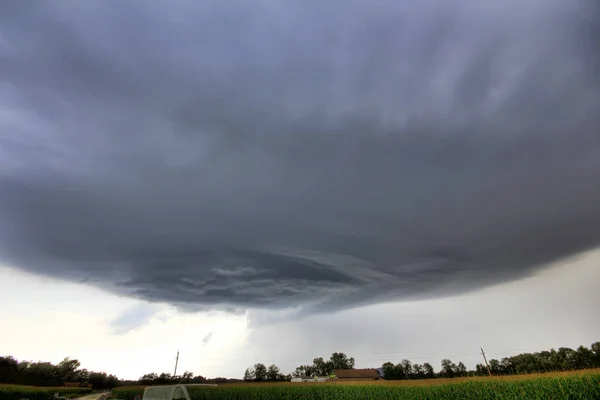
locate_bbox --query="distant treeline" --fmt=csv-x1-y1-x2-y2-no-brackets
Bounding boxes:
4,341,599,388
476,342,600,376
0,357,117,389
240,352,356,382
382,341,600,379
0,356,242,389
138,372,242,386
243,341,600,381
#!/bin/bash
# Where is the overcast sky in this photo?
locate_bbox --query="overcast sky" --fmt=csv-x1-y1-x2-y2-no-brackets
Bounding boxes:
1,0,599,380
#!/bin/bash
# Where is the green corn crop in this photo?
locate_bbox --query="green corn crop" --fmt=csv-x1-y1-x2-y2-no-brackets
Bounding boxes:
186,375,600,400
107,372,600,400
0,385,92,400
108,386,145,400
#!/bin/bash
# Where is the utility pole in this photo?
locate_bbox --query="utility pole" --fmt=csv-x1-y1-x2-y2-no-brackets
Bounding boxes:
173,350,180,378
480,347,492,376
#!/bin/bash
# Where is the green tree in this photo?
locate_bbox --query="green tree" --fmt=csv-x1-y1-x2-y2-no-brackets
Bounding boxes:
329,353,355,370
55,358,81,383
266,364,280,381
500,358,513,375
592,342,600,367
557,347,576,370
139,372,158,385
382,362,397,380
573,346,594,370
401,359,412,379
0,357,19,383
475,363,487,376
28,362,59,386
181,371,194,383
88,372,107,389
423,363,435,379
76,368,90,383
312,357,333,376
489,359,502,375
381,362,406,380
291,366,303,378
412,364,424,379
243,367,254,382
457,362,467,377
441,359,456,378
292,365,314,378
253,363,267,382
88,372,118,390
106,374,118,389
156,372,172,385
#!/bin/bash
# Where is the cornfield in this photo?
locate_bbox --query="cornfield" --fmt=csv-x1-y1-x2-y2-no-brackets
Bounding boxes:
110,386,145,400
0,384,92,400
110,371,600,400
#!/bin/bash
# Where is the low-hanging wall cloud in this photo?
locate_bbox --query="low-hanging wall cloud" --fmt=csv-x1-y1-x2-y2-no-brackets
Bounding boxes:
1,0,599,315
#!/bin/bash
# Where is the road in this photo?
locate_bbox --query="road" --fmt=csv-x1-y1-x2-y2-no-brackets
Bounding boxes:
74,392,110,400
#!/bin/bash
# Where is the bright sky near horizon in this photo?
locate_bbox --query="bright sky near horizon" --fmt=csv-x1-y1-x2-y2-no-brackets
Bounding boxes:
1,0,600,383
2,248,599,380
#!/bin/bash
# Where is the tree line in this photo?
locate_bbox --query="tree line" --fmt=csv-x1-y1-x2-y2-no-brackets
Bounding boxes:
475,342,600,376
243,341,600,381
0,356,242,388
138,372,242,385
383,342,600,379
243,364,289,382
243,352,356,382
0,356,118,389
4,340,599,387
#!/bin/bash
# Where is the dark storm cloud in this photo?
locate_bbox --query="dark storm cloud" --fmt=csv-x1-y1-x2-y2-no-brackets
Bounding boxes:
1,0,599,314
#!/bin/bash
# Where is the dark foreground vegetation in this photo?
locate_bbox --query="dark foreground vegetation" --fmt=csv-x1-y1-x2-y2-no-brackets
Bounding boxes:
0,384,92,400
0,357,117,390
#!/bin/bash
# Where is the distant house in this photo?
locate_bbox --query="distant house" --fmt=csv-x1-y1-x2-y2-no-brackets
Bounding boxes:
332,369,380,380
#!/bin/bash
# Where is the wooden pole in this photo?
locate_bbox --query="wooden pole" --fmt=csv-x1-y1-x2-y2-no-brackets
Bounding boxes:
480,347,492,376
173,350,180,378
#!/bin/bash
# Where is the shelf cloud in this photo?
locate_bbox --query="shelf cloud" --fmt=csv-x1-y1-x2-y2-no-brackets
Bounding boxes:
1,0,599,315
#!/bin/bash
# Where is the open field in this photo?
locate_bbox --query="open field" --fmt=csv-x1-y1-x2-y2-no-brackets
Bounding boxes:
0,384,92,400
110,369,600,400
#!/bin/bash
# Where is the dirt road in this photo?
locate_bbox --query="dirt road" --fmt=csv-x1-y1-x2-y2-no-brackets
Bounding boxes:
74,392,110,400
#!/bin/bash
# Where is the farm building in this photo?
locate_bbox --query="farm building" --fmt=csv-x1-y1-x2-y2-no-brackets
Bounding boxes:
333,369,380,380
291,376,329,383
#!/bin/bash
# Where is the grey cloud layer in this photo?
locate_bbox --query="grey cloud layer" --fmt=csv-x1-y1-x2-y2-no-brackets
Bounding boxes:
1,0,599,313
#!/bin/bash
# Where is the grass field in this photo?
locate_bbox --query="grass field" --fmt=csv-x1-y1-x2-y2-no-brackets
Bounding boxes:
110,369,600,400
0,384,92,400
